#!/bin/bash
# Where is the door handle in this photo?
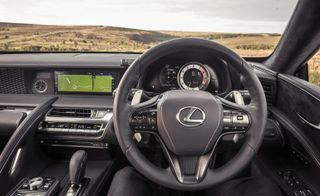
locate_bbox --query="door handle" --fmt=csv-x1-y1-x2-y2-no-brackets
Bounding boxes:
296,112,320,131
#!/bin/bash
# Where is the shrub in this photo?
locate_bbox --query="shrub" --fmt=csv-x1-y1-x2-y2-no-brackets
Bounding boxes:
236,44,275,50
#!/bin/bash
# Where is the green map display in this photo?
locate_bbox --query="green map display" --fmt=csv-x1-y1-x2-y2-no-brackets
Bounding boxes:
93,75,113,93
57,74,113,93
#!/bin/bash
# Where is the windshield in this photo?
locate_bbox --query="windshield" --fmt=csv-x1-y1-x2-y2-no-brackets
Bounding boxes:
0,0,297,56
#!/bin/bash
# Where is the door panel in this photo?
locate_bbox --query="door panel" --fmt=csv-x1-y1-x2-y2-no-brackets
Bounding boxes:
0,111,27,153
276,74,320,151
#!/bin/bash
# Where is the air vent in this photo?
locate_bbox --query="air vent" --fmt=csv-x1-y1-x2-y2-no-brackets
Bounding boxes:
260,79,277,105
49,108,92,118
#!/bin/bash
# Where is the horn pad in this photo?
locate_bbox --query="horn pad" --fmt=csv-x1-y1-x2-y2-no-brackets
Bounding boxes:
157,90,224,155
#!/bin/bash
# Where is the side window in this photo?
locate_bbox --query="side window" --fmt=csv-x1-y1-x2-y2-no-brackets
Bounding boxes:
308,50,320,86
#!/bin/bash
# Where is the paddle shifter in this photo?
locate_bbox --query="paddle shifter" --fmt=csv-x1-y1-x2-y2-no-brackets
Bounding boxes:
67,150,88,196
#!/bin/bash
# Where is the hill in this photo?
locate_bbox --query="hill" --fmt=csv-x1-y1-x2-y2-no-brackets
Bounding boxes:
0,23,280,57
0,22,319,86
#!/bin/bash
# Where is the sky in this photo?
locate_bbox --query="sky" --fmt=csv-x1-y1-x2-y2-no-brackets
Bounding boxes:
0,0,298,33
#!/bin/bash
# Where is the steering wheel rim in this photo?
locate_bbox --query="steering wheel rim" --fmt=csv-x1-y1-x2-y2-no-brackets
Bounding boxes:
113,38,267,190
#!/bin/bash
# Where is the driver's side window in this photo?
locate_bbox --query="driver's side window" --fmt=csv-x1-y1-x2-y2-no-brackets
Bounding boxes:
308,50,320,86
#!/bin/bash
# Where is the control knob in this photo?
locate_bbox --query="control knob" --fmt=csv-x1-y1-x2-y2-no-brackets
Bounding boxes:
28,177,44,190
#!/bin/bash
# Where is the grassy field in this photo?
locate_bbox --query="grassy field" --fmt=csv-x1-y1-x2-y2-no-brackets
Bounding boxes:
0,22,319,85
0,23,280,55
308,51,320,86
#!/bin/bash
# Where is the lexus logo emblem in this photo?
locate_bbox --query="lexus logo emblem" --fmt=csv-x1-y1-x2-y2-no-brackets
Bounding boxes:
176,106,206,127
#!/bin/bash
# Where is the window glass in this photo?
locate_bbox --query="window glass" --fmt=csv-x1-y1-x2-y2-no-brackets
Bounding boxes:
308,50,320,86
0,0,297,55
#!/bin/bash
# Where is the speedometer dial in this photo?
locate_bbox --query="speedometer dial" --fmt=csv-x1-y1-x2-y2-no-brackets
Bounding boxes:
178,63,210,90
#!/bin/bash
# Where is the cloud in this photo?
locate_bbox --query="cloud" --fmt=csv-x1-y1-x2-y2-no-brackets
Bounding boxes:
0,0,297,33
165,0,297,22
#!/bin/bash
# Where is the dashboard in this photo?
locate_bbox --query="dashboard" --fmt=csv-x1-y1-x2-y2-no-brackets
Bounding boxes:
0,53,276,146
0,52,236,97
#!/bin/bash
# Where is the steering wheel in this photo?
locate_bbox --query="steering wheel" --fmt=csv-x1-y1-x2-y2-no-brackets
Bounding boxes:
113,38,267,190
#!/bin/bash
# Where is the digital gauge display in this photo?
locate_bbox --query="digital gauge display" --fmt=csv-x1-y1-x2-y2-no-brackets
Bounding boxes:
159,64,180,90
177,63,210,90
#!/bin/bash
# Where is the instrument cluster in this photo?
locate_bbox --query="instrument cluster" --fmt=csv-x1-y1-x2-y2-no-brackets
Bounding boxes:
159,62,219,93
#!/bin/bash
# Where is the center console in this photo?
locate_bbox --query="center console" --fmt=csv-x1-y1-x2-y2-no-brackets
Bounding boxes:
8,177,59,196
34,69,118,148
7,150,94,196
0,57,130,196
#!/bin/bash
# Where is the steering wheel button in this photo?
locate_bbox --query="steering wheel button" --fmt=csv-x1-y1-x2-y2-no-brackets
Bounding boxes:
237,115,243,120
148,117,156,125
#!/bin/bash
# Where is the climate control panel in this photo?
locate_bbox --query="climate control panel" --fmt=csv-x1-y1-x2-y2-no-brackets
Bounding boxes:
37,107,112,138
38,121,103,136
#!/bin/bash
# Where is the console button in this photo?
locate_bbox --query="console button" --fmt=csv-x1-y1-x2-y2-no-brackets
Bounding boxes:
56,124,65,129
43,122,49,128
279,170,313,196
43,183,50,189
14,193,25,196
48,123,56,128
21,182,29,189
77,124,86,129
93,124,101,130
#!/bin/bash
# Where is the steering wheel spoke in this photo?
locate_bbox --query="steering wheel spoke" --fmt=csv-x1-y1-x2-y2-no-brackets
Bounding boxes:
169,154,203,184
154,131,223,185
165,146,219,184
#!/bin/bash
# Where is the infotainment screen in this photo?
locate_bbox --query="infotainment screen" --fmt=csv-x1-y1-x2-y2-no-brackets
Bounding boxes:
55,71,115,94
